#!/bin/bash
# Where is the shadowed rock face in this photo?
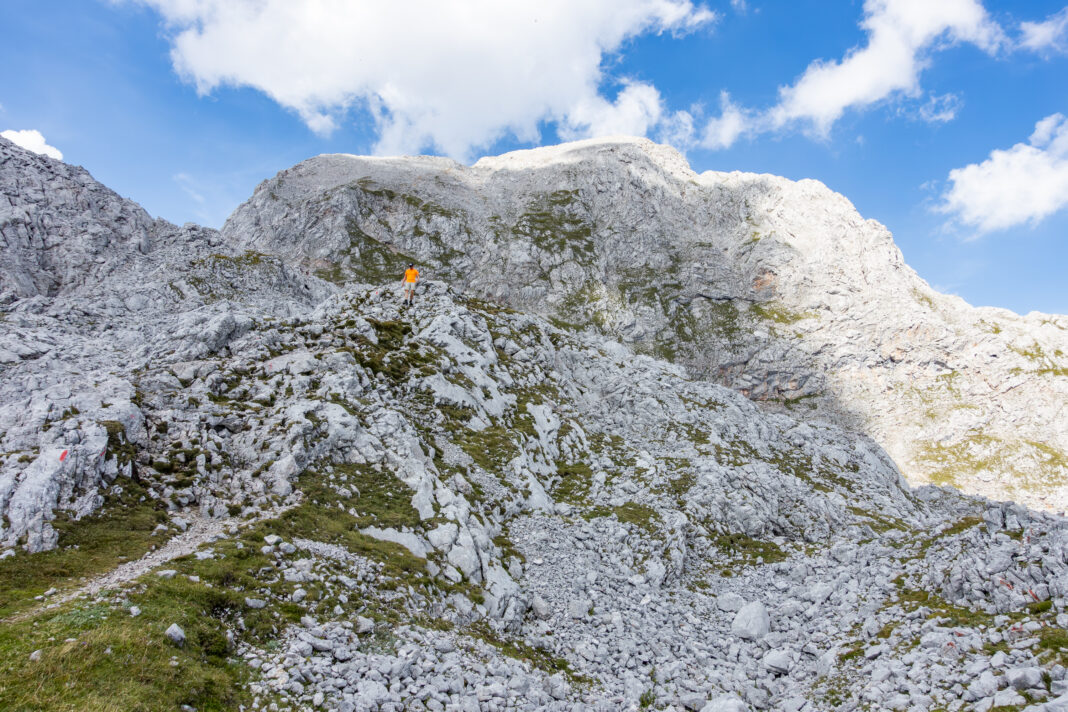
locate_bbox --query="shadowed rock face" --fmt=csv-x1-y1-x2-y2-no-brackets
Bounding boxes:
222,136,1068,511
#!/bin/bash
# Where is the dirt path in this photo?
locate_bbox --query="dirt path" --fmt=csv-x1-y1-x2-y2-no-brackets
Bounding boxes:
8,503,295,622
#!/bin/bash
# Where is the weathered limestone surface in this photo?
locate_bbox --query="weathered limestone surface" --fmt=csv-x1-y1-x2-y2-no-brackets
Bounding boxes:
223,137,1068,510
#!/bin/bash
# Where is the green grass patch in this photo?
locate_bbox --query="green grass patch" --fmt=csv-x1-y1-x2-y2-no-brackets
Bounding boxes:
912,433,1000,489
660,471,696,507
702,301,741,340
1036,627,1068,667
553,461,594,505
0,588,251,711
749,301,813,325
713,532,787,565
329,220,415,285
892,580,994,628
847,506,908,534
327,464,422,530
0,480,169,618
454,425,520,478
838,642,864,662
341,318,440,383
584,501,659,535
1029,600,1053,614
912,288,936,310
269,469,427,579
0,531,298,712
875,622,898,639
512,191,595,259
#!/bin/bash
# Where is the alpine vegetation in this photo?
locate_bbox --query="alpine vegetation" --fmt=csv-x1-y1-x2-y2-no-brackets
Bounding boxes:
1,134,1068,711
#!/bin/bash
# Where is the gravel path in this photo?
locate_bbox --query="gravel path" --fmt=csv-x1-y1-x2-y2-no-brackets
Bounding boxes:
7,503,296,622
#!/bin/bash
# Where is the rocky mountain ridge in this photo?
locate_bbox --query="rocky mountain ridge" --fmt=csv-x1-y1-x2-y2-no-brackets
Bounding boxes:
1,135,1068,711
222,136,1068,512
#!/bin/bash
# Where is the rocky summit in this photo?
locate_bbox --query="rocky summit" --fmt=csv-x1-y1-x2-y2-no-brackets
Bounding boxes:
1,134,1067,712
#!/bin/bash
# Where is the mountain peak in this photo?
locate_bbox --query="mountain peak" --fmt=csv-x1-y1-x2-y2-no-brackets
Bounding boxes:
473,134,695,177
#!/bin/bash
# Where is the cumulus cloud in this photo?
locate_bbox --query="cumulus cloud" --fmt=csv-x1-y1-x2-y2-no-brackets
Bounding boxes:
1019,6,1068,53
559,82,666,141
1,129,63,160
769,0,1003,134
127,0,717,159
692,0,1004,151
700,91,754,149
941,113,1068,233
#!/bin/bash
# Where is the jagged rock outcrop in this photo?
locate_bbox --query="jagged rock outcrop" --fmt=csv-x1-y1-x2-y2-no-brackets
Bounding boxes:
0,137,334,550
1,135,163,299
222,136,1068,511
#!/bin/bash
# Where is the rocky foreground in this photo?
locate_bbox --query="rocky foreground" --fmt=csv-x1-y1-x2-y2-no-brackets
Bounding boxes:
0,136,1067,711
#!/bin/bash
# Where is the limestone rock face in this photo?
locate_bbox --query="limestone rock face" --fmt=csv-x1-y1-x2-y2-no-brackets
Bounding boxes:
1,135,157,299
0,138,334,550
223,136,1068,510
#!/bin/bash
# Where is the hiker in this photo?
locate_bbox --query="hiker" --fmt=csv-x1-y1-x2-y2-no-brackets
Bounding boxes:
401,263,419,305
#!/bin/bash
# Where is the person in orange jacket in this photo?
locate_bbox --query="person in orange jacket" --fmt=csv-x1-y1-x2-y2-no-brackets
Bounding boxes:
401,263,419,305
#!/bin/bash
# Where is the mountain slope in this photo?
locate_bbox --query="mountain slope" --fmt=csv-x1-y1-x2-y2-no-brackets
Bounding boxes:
2,137,1068,711
222,136,1068,511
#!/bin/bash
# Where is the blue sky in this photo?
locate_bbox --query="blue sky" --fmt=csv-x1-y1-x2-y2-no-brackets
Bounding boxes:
1,0,1066,315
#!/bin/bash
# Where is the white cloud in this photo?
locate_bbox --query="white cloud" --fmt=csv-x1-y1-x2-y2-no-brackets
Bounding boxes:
560,82,666,141
700,91,754,149
1019,7,1068,53
174,172,206,205
692,0,1004,151
941,113,1068,233
128,0,717,159
1,129,63,160
769,0,1003,134
915,92,963,123
656,107,697,150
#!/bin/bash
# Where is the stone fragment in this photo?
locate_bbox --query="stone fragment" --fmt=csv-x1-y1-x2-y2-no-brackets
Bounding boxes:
165,624,186,646
731,601,770,641
568,598,592,619
532,594,551,620
1006,666,1043,690
717,592,746,612
763,649,793,674
700,695,749,712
